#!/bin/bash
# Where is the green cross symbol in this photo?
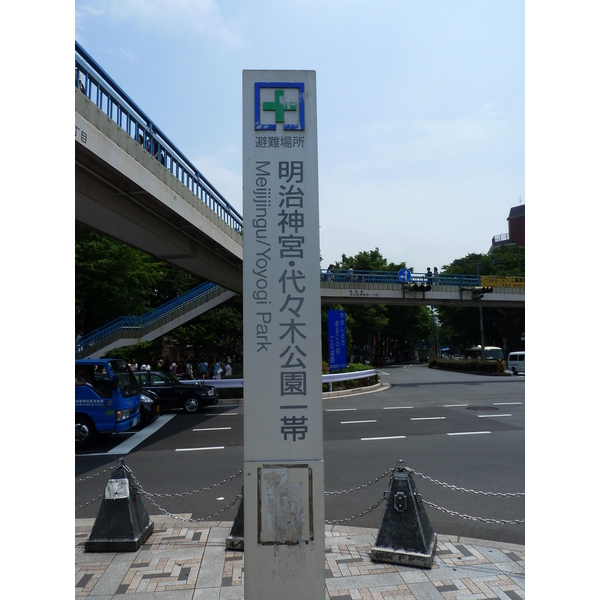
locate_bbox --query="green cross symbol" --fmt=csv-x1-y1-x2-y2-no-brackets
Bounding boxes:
262,89,297,123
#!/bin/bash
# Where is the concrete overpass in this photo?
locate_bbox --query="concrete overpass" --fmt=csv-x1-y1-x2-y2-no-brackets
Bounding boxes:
75,90,244,294
75,43,524,357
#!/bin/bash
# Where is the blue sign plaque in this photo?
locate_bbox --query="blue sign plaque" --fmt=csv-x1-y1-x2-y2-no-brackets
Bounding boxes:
398,268,411,283
328,310,347,371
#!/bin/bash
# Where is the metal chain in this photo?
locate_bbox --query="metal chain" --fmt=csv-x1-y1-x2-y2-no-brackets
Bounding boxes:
125,468,244,498
325,468,394,496
403,466,524,498
76,461,524,526
122,464,242,522
76,494,104,510
422,499,524,525
325,493,388,525
139,489,243,523
75,463,119,484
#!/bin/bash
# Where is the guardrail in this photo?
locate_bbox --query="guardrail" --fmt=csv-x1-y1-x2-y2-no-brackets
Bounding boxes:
76,271,525,356
320,269,482,286
320,270,526,289
180,369,378,389
75,42,243,234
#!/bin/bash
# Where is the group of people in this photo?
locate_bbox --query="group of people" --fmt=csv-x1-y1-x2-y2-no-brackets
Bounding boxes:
425,267,440,282
196,357,233,380
126,355,233,380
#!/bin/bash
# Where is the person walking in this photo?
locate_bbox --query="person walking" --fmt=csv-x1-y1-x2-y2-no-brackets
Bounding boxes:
213,357,223,379
198,358,208,380
185,359,194,380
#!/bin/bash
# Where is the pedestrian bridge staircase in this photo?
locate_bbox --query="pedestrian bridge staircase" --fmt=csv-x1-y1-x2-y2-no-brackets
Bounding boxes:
76,282,235,358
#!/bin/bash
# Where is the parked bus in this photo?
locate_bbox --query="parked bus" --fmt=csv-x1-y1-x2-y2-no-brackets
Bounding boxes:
465,346,506,370
465,346,505,361
75,358,141,448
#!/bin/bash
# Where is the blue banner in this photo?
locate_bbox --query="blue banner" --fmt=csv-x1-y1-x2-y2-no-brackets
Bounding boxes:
328,310,347,371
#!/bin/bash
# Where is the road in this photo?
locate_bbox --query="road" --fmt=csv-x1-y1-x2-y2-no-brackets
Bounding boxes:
75,363,525,544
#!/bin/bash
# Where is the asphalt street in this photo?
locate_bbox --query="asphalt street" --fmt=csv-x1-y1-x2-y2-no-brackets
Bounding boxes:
75,363,525,544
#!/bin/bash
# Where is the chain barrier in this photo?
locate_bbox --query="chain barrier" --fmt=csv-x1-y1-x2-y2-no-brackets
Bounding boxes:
75,462,120,484
75,460,524,526
395,461,524,526
402,465,524,497
324,468,394,496
421,500,524,525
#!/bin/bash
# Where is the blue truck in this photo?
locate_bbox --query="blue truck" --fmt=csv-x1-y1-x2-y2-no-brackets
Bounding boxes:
75,358,141,448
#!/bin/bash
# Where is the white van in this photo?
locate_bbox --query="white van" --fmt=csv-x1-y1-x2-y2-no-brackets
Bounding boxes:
507,351,525,375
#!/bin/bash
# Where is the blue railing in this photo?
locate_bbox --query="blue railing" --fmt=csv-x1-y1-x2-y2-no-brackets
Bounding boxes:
319,269,481,286
75,42,243,234
75,270,522,355
75,281,223,356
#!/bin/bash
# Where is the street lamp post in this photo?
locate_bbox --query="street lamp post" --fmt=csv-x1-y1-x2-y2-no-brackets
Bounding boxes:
453,259,485,361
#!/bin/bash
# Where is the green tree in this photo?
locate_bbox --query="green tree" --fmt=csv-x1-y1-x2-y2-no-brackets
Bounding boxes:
325,248,433,362
167,303,243,361
436,246,525,353
75,225,201,336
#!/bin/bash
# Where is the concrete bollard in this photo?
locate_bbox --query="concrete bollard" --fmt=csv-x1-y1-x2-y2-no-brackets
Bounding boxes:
226,488,244,550
85,460,154,552
369,464,437,568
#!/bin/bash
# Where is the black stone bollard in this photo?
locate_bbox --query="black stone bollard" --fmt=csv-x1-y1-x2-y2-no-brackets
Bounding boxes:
85,461,154,552
226,488,244,550
370,466,437,568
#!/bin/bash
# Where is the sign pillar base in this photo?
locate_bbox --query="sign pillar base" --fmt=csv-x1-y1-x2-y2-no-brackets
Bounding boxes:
244,460,325,600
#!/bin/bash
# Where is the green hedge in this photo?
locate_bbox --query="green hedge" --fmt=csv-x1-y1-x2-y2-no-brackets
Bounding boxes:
322,362,379,392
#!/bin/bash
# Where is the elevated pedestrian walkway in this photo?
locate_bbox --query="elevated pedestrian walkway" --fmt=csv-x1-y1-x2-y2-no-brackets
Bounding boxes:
76,282,234,358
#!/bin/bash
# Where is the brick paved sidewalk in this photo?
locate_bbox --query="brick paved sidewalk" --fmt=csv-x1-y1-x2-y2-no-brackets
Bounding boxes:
76,517,524,599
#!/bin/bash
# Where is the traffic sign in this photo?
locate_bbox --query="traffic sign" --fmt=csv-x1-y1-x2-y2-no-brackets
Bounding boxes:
398,268,411,283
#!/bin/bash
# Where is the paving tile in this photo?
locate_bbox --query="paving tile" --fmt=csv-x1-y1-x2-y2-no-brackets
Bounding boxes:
75,520,525,599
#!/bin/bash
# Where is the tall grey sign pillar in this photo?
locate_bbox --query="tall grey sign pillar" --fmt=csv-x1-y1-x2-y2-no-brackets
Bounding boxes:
243,71,324,599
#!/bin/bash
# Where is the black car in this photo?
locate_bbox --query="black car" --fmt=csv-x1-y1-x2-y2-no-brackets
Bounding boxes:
139,388,161,426
133,370,219,414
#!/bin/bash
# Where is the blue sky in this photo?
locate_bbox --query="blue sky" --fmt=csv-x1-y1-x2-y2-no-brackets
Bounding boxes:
74,0,524,273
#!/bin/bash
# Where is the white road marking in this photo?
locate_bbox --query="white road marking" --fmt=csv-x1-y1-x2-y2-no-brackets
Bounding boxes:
378,370,389,375
203,412,237,416
103,414,177,455
340,420,377,424
447,431,491,436
410,416,446,421
443,404,469,407
326,408,357,412
193,427,232,432
361,435,406,441
175,446,225,452
383,406,414,410
493,402,522,406
478,414,512,418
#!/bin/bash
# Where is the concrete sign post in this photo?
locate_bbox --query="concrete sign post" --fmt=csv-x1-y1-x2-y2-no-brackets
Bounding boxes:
242,71,324,599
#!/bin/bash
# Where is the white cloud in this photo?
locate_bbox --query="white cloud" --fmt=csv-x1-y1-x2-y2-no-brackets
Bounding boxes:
76,0,246,48
411,103,507,155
